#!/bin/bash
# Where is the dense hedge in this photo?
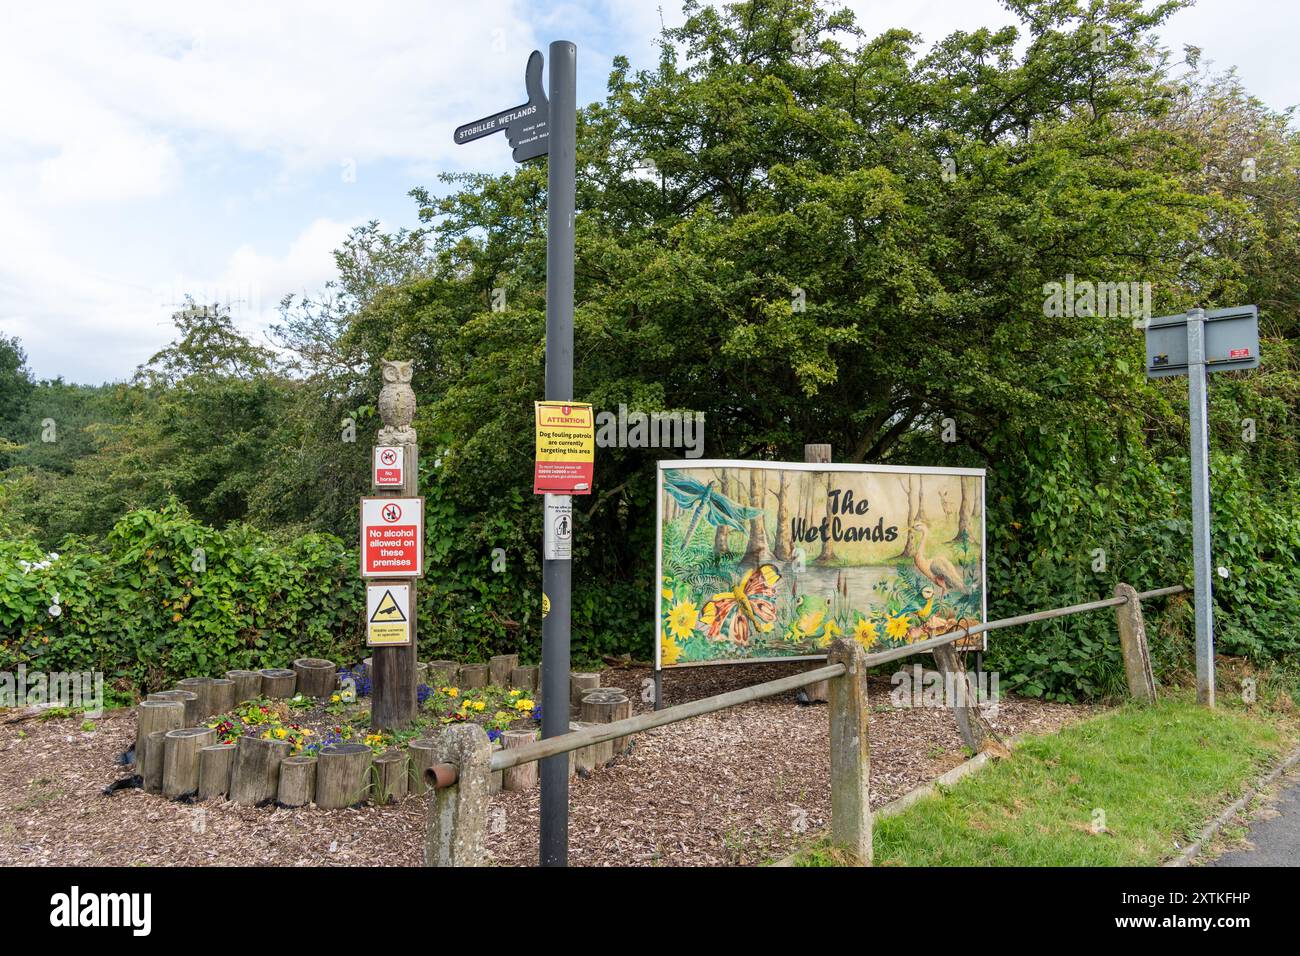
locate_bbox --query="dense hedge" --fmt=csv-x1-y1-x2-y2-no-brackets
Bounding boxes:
0,503,360,693
3,443,1298,702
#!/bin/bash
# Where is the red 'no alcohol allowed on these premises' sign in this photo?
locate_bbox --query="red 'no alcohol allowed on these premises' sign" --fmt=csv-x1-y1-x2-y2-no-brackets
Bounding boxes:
360,496,424,578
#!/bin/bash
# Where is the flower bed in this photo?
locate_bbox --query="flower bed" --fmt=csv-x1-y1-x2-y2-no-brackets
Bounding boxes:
201,677,541,759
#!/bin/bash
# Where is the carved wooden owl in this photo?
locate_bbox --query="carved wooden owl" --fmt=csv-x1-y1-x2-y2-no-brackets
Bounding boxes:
377,359,417,445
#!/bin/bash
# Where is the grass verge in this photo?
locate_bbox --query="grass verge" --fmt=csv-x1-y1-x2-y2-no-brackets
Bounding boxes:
792,693,1296,866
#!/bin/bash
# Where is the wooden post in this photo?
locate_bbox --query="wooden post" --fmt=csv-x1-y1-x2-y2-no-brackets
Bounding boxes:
225,670,263,703
278,755,318,807
408,738,438,796
580,691,631,755
162,727,217,799
147,690,201,725
229,735,292,805
932,642,998,752
176,677,215,719
569,720,612,774
258,669,297,698
371,384,420,730
135,697,183,790
292,658,337,698
135,699,185,773
511,665,540,693
489,654,519,687
208,678,237,716
316,742,374,808
457,664,489,689
502,729,539,791
569,672,600,709
1114,583,1156,702
373,749,409,804
427,660,458,688
143,730,168,794
198,744,235,800
801,444,833,703
424,723,493,867
827,638,871,865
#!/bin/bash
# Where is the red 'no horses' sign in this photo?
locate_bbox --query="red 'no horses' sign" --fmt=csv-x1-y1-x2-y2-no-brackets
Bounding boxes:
373,445,404,487
360,496,424,577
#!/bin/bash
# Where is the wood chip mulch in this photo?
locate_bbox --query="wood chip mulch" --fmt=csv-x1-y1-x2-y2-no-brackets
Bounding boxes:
0,662,1096,867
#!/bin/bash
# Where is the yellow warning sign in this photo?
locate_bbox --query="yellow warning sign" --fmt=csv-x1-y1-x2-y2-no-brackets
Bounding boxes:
542,592,550,619
366,583,411,646
534,401,594,494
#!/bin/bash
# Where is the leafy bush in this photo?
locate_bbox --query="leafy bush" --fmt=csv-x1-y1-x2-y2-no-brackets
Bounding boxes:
0,501,360,692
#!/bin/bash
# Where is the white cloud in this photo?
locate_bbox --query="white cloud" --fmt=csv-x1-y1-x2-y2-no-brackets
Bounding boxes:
0,0,1294,384
0,1,543,175
38,132,182,204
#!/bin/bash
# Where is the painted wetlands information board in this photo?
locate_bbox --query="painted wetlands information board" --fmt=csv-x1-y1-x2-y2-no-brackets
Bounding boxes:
655,461,987,667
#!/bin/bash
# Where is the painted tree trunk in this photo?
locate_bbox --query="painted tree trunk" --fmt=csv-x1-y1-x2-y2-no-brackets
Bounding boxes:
742,470,773,566
950,475,972,542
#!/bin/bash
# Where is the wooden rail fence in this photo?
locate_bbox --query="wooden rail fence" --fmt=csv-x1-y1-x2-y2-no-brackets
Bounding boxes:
423,582,1188,866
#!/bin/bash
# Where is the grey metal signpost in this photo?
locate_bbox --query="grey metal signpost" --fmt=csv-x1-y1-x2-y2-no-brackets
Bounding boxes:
1144,305,1259,707
456,41,576,865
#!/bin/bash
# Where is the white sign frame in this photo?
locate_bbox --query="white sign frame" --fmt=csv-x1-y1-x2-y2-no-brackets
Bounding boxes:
360,496,425,578
373,445,405,488
654,459,988,669
366,582,413,646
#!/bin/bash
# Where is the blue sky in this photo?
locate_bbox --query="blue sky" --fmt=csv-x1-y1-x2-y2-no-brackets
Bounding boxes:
1,0,1294,384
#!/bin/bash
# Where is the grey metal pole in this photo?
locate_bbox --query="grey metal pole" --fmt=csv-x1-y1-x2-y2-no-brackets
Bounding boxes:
540,39,576,866
1186,308,1216,707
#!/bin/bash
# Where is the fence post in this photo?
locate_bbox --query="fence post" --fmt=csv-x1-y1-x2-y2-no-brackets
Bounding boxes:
800,443,833,704
424,723,493,866
1113,583,1156,702
932,642,999,752
827,638,871,865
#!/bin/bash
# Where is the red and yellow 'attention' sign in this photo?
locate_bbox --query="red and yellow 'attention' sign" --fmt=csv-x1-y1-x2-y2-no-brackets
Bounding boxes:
534,402,594,494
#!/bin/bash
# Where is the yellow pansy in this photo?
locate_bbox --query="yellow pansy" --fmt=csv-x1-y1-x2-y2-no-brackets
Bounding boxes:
445,687,459,697
515,698,535,711
473,701,485,711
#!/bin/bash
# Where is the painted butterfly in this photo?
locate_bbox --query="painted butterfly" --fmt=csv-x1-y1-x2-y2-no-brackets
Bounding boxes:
700,564,782,646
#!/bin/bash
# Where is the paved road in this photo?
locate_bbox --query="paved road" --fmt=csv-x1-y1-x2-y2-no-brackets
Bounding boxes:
1210,769,1300,866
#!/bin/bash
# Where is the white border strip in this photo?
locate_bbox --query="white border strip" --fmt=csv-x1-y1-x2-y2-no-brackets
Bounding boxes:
655,459,991,664
658,459,987,477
